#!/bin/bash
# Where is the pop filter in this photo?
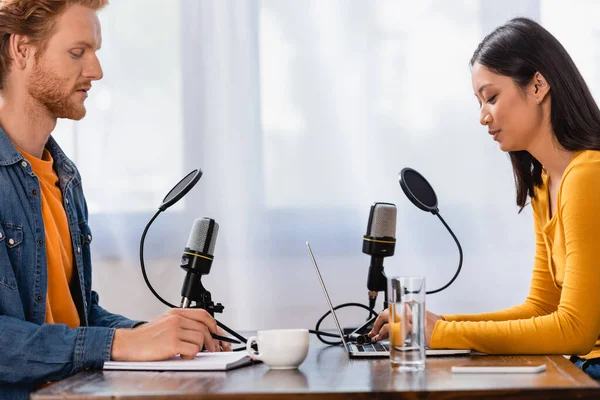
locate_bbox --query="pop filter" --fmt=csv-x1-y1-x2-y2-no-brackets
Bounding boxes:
397,167,463,295
399,167,438,214
159,169,202,211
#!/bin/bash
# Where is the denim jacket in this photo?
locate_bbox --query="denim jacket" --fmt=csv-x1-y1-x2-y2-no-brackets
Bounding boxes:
0,126,140,399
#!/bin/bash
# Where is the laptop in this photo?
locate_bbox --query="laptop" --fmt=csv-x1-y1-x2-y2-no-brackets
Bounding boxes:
306,241,470,358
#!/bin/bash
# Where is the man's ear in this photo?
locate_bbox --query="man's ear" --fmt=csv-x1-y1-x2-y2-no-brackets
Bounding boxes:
8,34,32,69
530,72,550,104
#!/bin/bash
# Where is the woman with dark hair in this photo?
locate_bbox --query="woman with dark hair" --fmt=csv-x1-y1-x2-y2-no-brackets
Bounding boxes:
369,17,600,378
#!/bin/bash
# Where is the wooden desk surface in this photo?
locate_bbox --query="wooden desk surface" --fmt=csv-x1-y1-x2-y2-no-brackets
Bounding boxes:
33,337,600,400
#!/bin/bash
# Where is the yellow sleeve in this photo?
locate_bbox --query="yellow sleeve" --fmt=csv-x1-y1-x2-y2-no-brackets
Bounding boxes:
431,164,600,354
441,205,560,323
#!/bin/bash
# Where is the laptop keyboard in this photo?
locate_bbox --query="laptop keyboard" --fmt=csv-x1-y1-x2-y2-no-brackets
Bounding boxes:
356,342,389,352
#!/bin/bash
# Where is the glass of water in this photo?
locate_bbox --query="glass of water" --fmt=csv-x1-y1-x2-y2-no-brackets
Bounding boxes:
388,276,426,371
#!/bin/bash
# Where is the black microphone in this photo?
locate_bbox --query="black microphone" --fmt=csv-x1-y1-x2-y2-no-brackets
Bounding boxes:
362,202,397,311
179,218,223,314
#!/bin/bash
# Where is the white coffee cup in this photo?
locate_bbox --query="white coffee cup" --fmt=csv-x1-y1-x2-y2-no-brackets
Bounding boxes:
246,329,309,370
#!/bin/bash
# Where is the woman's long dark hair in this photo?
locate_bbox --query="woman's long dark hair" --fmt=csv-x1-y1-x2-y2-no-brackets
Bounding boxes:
471,17,600,212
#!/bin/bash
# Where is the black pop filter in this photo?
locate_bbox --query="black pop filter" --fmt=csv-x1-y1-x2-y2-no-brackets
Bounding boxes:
397,167,463,295
399,167,438,214
159,169,202,211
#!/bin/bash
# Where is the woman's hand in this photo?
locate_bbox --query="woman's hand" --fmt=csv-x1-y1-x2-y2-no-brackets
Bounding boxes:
368,308,444,346
425,311,444,347
367,309,390,341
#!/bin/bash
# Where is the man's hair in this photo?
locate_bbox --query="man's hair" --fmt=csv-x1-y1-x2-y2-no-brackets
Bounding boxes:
0,0,108,90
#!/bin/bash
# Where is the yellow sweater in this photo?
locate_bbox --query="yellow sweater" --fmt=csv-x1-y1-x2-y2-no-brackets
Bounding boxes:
431,150,600,359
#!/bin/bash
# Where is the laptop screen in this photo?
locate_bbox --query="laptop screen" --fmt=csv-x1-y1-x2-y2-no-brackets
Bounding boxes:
306,241,350,353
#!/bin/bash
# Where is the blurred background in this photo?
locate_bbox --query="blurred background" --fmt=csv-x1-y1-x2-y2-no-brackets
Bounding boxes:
52,0,600,331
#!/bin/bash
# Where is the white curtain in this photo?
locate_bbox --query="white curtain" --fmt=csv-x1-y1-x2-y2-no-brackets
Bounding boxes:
52,0,600,331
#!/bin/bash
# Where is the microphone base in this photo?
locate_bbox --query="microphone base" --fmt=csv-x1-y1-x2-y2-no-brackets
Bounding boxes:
180,272,224,315
180,294,224,316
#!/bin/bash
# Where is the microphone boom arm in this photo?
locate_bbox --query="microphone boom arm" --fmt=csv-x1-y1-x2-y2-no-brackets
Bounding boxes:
425,211,463,295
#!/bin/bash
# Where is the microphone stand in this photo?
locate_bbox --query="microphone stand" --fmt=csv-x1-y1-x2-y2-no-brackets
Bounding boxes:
349,268,388,344
140,209,249,348
347,211,464,344
180,278,223,312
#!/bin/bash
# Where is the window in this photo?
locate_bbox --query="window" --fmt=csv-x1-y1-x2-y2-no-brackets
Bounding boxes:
52,0,184,214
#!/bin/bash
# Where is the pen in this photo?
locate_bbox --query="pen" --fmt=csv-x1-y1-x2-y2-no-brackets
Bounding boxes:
211,333,240,344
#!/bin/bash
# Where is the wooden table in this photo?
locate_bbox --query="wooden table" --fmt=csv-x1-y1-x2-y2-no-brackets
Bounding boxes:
32,337,600,400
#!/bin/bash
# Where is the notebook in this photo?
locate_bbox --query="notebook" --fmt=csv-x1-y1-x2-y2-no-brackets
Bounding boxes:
103,351,252,371
306,241,470,358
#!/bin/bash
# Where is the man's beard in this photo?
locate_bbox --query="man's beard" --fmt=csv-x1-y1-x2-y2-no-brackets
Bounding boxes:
28,59,87,121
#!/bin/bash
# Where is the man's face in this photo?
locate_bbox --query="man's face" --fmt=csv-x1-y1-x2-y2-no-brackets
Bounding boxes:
27,4,103,120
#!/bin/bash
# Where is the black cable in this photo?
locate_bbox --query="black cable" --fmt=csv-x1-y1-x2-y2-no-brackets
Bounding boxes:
140,209,248,346
309,330,342,338
309,212,462,346
308,212,462,346
140,210,176,309
426,211,463,295
312,303,378,345
216,321,247,344
368,297,376,320
230,330,339,352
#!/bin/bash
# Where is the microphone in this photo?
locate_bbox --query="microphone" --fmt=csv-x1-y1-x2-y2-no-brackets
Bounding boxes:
362,202,397,311
139,170,249,346
179,218,223,315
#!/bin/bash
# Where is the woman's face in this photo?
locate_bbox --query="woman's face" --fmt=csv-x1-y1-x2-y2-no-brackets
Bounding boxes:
471,62,544,152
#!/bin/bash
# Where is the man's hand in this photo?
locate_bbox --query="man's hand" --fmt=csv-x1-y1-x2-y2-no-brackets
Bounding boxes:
216,326,233,352
368,309,444,346
110,308,230,361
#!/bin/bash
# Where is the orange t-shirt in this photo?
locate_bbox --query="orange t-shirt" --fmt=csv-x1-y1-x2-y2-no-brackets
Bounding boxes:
18,145,80,328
